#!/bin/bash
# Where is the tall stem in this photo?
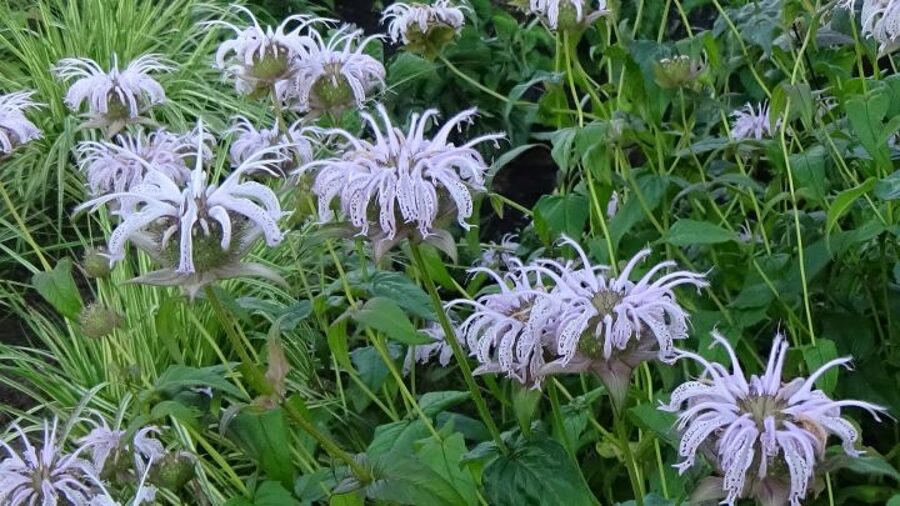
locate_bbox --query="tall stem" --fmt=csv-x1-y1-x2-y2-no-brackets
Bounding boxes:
613,405,644,506
409,241,507,453
203,286,369,480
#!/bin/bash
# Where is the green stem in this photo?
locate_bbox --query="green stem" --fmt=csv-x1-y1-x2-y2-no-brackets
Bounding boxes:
203,286,370,480
438,54,524,107
0,179,51,271
409,241,508,454
613,406,645,506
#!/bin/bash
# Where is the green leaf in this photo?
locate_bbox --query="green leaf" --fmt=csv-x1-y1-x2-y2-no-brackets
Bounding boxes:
875,170,900,200
533,193,589,244
665,219,737,246
609,174,668,248
368,420,431,457
350,297,431,345
32,258,83,320
628,403,678,447
826,178,875,236
483,434,597,506
824,447,900,481
846,90,891,169
227,408,296,490
887,495,900,506
327,319,353,371
363,451,470,506
418,391,469,418
416,433,479,506
366,271,435,320
152,365,244,399
226,481,300,506
801,339,839,395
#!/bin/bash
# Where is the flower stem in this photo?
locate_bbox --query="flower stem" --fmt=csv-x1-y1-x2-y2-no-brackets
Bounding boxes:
202,286,370,480
409,241,508,454
438,54,524,108
613,405,644,506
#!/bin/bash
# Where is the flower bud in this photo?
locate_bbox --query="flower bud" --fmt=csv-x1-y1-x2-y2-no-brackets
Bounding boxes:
149,452,196,492
78,303,124,339
83,247,112,278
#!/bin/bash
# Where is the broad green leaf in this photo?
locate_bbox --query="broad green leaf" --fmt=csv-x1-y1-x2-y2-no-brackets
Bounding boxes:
610,174,668,248
533,193,589,244
801,339,839,395
416,434,478,506
628,403,678,447
487,143,542,181
483,434,597,506
888,495,900,506
789,146,828,203
846,90,891,169
665,219,737,246
364,451,470,506
225,481,300,506
366,271,434,320
226,408,296,490
350,297,430,345
327,319,353,371
368,420,430,457
826,178,875,236
824,447,900,481
875,170,900,200
419,391,469,418
152,365,244,399
32,258,83,320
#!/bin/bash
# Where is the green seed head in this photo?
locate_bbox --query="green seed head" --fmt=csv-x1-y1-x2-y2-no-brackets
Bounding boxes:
79,303,125,339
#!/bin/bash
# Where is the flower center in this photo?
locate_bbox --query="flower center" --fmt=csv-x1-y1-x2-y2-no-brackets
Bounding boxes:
738,394,785,427
249,45,292,81
591,289,623,317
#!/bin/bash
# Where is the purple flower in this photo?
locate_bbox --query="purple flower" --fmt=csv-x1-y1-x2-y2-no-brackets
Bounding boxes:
662,332,887,506
730,102,778,141
53,54,172,134
475,233,520,269
226,115,320,171
303,105,503,259
0,418,99,505
0,90,42,155
403,322,456,375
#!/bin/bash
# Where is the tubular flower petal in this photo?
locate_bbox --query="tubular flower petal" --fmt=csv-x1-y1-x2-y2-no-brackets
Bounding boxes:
0,90,42,155
662,332,887,506
226,115,320,172
382,1,468,57
529,0,610,31
730,102,778,141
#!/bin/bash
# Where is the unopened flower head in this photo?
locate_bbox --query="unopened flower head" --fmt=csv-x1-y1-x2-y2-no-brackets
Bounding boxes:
53,54,172,134
448,259,556,388
0,90,42,155
77,128,198,196
662,332,887,506
75,122,287,297
383,1,468,57
227,115,319,172
213,6,325,95
282,25,385,115
0,418,98,505
305,105,503,259
730,102,778,141
529,0,609,31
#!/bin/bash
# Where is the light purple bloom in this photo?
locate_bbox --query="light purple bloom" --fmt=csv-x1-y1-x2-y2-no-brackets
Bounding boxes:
75,122,287,297
281,25,385,114
382,0,468,45
77,417,164,478
476,233,519,269
303,105,503,259
663,332,887,506
403,322,457,374
730,102,778,141
0,90,42,155
529,0,609,31
212,6,325,95
76,128,199,196
226,115,319,170
0,418,98,505
53,54,172,134
447,259,556,387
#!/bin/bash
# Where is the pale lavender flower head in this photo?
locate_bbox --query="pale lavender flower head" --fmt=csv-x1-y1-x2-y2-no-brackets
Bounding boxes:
0,90,43,155
75,122,287,297
447,259,557,388
226,115,319,172
281,25,385,115
662,332,887,506
529,0,610,31
476,233,520,269
212,6,325,96
0,418,98,505
730,102,778,141
53,54,172,134
77,417,164,479
76,128,198,196
304,104,503,260
382,1,468,56
403,322,457,374
840,0,900,54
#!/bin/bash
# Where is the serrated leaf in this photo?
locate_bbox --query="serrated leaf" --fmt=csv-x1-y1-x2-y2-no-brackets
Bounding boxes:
366,271,434,320
364,451,469,506
416,433,478,506
665,219,737,246
350,297,431,345
32,258,83,319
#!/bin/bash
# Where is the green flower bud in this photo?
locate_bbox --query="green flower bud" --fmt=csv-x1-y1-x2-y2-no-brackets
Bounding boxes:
79,303,124,339
149,452,196,492
83,247,112,278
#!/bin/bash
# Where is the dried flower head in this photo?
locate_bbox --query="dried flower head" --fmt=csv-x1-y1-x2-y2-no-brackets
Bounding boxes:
662,332,887,506
529,0,609,31
0,90,42,155
304,105,503,259
226,115,319,172
53,54,172,134
382,1,468,57
0,418,98,505
77,128,198,196
281,25,385,115
75,122,287,297
213,6,325,96
730,102,778,141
